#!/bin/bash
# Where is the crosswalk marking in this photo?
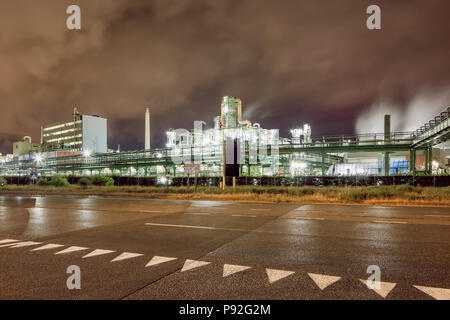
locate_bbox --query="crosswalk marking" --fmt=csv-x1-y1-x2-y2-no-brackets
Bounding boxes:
308,273,341,290
360,279,397,298
55,246,89,255
0,239,19,245
413,285,450,300
181,259,211,272
111,252,144,262
266,268,295,284
2,241,42,248
83,249,115,258
31,244,64,251
145,256,177,267
223,264,251,277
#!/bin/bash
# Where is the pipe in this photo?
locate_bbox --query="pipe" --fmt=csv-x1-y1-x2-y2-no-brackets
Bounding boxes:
237,98,252,128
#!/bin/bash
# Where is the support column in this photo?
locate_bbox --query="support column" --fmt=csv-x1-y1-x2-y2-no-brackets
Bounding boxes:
409,149,416,175
383,152,390,176
321,152,325,177
383,114,391,176
425,147,433,174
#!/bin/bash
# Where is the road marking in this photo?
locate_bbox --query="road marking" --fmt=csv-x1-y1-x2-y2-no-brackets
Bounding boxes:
145,256,177,267
186,212,211,215
145,222,250,232
373,220,407,224
4,241,42,248
360,279,396,298
413,285,450,300
139,210,162,213
31,244,64,251
111,252,144,262
181,259,211,272
266,268,295,284
251,208,271,211
308,273,341,290
55,246,89,255
424,215,449,218
223,264,251,277
232,214,256,217
296,217,325,221
83,249,115,258
0,239,18,245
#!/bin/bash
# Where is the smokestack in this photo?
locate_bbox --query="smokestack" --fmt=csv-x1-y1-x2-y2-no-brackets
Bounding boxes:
145,108,150,150
384,114,391,142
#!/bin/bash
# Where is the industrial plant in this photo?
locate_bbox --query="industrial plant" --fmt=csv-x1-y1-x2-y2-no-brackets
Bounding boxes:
0,96,449,185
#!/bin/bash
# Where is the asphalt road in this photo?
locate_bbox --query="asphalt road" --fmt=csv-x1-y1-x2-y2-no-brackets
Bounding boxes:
0,194,449,300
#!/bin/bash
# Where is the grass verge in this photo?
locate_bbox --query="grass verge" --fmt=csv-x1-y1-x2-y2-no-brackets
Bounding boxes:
1,185,449,206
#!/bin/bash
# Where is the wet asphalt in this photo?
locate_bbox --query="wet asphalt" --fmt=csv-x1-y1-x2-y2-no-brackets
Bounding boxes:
0,194,449,300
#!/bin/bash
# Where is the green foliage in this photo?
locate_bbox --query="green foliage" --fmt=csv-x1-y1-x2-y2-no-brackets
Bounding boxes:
0,176,7,187
78,177,92,188
90,175,114,186
37,177,50,186
49,175,70,187
36,175,69,187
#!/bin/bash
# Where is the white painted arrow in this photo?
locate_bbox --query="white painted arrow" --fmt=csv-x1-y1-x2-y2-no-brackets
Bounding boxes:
55,246,89,255
0,239,18,245
414,285,450,300
145,256,177,267
223,264,251,277
266,268,295,284
181,259,211,272
360,279,396,298
31,244,64,251
83,249,115,258
4,241,42,248
308,273,341,290
111,252,143,262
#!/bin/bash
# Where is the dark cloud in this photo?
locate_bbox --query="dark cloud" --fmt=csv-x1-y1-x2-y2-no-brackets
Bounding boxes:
0,0,449,154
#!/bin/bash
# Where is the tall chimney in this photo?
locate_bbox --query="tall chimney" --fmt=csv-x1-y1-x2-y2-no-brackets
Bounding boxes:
145,108,151,150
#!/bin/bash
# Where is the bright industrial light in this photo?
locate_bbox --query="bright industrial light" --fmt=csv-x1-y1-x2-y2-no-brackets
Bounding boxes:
35,154,43,163
160,177,167,184
356,168,365,174
83,150,91,157
290,128,303,137
156,153,163,158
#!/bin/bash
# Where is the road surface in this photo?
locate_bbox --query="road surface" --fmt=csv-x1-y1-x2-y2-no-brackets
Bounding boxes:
0,194,449,300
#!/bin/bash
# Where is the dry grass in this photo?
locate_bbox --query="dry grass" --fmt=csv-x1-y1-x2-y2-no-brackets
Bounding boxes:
1,184,449,206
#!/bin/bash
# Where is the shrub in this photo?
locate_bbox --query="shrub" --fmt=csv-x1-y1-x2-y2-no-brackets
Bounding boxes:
0,176,7,187
37,177,50,186
78,177,92,188
90,175,114,186
49,175,70,187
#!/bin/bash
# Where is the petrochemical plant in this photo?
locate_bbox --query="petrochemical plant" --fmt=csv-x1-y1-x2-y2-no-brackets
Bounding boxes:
0,96,449,185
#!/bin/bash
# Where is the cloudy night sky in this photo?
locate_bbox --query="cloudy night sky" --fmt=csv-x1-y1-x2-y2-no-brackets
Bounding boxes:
0,0,449,154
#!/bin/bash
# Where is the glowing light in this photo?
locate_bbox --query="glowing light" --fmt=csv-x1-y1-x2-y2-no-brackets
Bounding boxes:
35,154,43,163
83,150,91,157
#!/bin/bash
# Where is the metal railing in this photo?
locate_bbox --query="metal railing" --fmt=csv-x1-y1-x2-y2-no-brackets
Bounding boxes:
412,107,450,147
